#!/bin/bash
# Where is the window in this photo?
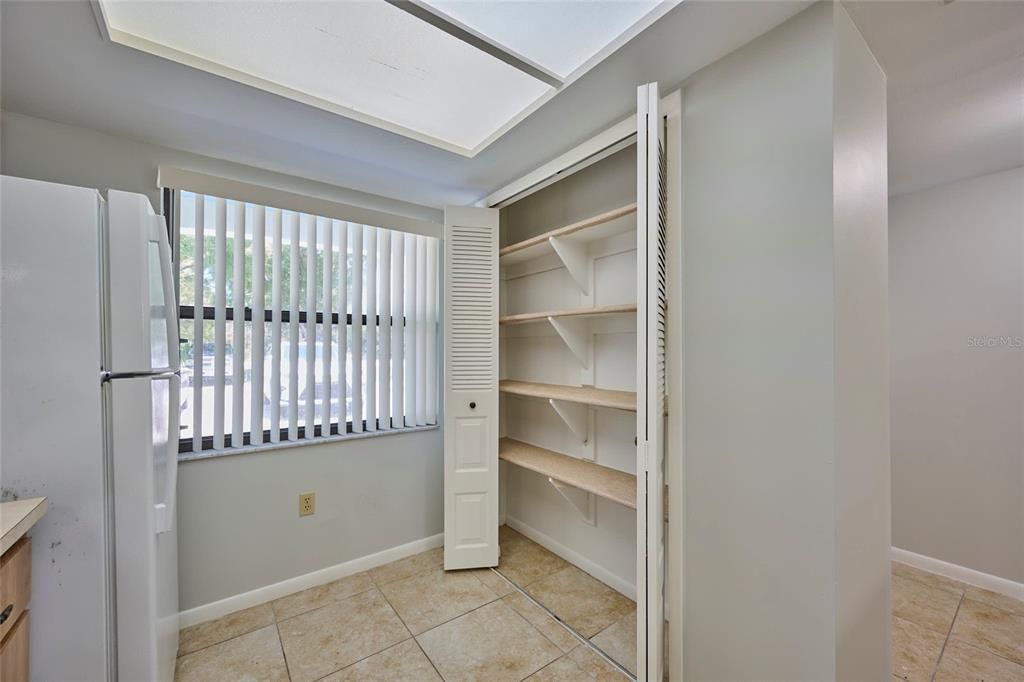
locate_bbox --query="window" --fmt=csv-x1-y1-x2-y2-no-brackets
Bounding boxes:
173,190,440,454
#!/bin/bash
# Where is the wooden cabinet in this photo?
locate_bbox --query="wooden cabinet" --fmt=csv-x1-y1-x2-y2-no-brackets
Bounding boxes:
1,530,40,682
0,538,31,643
0,611,29,682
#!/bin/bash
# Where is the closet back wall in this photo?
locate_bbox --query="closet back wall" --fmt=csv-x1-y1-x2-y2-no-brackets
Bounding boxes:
0,112,445,610
500,146,639,594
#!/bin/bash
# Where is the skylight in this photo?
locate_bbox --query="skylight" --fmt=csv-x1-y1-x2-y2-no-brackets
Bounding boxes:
96,0,677,156
424,0,666,79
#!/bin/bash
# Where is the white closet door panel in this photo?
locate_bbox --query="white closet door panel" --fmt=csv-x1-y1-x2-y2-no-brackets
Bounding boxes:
443,206,499,570
636,81,666,682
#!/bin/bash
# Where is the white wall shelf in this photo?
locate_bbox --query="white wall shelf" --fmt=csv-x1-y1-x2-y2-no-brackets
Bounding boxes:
499,379,637,412
499,203,637,265
500,437,636,509
499,303,637,325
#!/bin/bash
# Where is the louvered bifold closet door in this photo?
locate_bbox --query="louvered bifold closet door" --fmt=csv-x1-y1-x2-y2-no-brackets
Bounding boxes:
443,206,499,570
636,82,667,682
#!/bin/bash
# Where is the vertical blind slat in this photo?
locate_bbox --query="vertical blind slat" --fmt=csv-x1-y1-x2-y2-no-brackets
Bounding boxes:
351,223,364,432
269,209,282,443
415,236,427,426
213,198,227,449
335,220,348,429
321,217,333,435
250,207,265,445
403,233,416,426
304,214,317,438
365,228,378,432
391,234,405,428
378,231,391,430
192,195,205,452
288,212,300,441
231,201,246,446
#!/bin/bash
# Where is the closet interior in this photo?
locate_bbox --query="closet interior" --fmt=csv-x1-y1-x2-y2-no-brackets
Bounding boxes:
492,144,653,678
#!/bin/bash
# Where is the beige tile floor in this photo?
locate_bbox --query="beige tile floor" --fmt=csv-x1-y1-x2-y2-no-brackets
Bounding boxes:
175,533,632,681
178,532,1024,681
892,561,1024,681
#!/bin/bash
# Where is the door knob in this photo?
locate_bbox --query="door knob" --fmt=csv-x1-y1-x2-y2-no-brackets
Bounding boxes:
469,402,477,409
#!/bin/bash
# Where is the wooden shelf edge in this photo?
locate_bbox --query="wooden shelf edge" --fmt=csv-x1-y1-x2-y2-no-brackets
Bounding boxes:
499,303,638,326
499,203,638,258
499,380,637,412
499,438,636,509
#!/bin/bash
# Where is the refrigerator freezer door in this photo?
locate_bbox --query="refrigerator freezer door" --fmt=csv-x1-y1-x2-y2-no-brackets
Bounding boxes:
106,190,180,374
0,176,111,682
111,374,180,682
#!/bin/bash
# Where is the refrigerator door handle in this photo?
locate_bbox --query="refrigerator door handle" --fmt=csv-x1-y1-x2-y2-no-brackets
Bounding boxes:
155,374,179,535
102,369,180,382
150,216,180,374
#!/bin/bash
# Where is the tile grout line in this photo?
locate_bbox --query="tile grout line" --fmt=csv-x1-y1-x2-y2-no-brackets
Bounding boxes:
176,617,276,660
273,617,293,682
413,638,448,681
491,566,634,681
929,591,963,682
305,585,417,682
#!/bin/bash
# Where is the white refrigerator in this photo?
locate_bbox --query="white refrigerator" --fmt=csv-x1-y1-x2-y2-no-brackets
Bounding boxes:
1,175,179,681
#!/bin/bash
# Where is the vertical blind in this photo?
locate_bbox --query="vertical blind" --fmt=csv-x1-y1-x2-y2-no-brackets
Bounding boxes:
176,190,440,452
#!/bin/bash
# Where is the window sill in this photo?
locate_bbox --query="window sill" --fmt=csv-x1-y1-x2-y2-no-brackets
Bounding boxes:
178,423,441,463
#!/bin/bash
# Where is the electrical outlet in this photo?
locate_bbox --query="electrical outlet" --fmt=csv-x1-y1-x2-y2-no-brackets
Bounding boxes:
299,492,315,517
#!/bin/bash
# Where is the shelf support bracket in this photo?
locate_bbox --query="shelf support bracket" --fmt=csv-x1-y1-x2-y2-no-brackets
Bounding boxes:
547,317,592,369
548,399,589,443
549,236,590,295
548,477,596,525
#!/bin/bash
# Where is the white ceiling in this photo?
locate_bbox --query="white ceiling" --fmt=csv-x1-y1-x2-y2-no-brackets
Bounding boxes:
0,0,809,208
846,0,1024,196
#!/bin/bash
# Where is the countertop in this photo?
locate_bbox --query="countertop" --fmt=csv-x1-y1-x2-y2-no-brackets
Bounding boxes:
1,497,48,554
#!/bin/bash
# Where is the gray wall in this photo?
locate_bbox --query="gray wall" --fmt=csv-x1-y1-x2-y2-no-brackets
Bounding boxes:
0,111,441,224
890,166,1024,584
681,3,890,678
177,429,442,609
1,111,446,610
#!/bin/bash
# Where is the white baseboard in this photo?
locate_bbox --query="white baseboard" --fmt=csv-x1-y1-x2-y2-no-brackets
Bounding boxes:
504,516,636,601
892,547,1024,601
179,533,445,628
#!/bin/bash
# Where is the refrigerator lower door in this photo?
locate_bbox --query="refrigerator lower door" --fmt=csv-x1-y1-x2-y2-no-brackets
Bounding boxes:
110,374,180,682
